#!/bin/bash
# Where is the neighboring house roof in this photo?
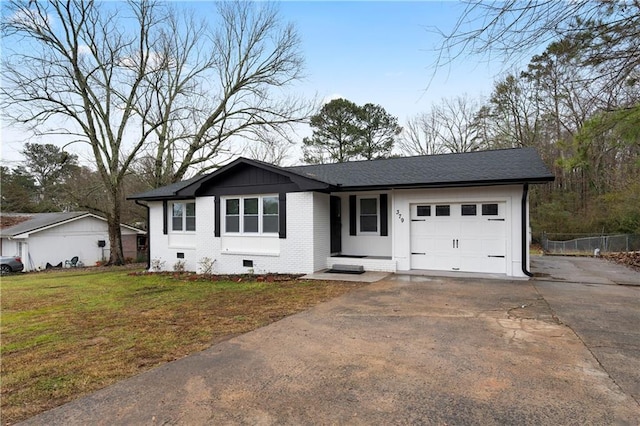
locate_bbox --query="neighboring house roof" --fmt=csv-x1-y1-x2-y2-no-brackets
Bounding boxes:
129,147,554,200
0,211,146,238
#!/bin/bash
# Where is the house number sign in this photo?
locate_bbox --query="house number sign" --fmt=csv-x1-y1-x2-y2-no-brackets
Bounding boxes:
395,210,404,223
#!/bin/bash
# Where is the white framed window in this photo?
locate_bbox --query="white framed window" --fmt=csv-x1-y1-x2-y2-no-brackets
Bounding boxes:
223,195,279,235
358,196,378,234
171,201,196,232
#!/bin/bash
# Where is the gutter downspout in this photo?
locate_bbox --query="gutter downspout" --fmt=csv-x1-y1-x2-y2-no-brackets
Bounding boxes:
135,200,151,270
521,183,533,277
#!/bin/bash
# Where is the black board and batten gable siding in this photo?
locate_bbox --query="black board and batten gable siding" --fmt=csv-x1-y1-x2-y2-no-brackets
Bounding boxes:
197,164,301,197
193,162,331,239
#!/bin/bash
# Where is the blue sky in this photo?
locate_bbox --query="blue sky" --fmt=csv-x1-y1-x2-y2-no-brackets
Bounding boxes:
277,1,498,120
1,1,508,167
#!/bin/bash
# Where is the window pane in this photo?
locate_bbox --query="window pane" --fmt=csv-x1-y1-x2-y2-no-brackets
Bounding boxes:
172,203,183,231
360,216,377,232
435,205,450,216
244,198,258,214
226,216,239,232
184,202,196,231
226,199,239,215
417,205,431,217
244,215,258,232
482,203,499,216
461,204,477,216
263,216,279,233
263,196,278,215
360,198,377,214
263,196,278,233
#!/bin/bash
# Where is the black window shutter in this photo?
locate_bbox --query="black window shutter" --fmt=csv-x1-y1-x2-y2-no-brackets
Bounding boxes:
278,193,287,239
349,195,357,236
162,200,168,235
214,197,221,237
380,194,388,236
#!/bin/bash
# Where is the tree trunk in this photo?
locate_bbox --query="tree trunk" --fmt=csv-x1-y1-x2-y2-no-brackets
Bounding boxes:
106,187,125,265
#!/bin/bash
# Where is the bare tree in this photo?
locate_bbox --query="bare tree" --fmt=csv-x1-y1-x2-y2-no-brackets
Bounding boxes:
136,2,310,186
1,1,307,264
242,128,296,166
399,95,481,156
435,1,640,90
476,75,542,149
398,113,444,156
435,95,482,153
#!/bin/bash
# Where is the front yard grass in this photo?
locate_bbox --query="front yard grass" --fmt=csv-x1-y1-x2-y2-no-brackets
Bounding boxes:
0,268,365,424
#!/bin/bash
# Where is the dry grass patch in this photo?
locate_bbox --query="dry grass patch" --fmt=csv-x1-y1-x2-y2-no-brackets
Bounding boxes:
1,268,366,424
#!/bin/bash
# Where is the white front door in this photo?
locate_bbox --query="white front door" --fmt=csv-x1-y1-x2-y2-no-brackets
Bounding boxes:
410,202,507,273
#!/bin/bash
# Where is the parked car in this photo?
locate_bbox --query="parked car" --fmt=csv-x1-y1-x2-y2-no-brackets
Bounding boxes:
0,256,24,274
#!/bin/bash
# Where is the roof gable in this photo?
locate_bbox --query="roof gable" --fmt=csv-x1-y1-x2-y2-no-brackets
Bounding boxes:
130,158,332,200
0,212,145,237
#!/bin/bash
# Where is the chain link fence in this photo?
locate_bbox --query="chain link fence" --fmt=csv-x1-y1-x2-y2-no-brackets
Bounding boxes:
542,234,640,255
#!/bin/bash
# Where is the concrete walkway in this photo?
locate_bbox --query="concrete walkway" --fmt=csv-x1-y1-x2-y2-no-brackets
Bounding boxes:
21,257,640,425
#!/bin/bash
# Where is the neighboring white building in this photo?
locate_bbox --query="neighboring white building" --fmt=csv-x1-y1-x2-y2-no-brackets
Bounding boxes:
0,212,146,271
130,148,554,278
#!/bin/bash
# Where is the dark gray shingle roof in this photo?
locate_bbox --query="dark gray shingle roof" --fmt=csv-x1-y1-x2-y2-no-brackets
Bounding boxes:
129,148,554,200
287,147,553,189
128,175,203,200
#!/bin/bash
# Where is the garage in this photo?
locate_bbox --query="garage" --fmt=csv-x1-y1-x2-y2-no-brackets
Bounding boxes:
410,201,508,274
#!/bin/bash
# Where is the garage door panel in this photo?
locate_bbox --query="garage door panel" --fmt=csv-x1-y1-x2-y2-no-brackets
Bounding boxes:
410,202,508,274
459,254,505,273
482,238,506,256
484,220,507,237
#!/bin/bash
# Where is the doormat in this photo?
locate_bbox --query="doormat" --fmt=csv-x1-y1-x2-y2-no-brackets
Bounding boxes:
326,269,365,274
333,254,367,258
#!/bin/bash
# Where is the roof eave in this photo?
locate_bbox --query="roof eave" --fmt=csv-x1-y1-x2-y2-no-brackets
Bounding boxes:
127,195,196,202
1,212,91,236
334,176,555,192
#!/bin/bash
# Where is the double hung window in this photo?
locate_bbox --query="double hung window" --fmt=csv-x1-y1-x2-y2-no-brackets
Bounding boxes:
359,197,378,233
172,202,196,231
224,195,279,234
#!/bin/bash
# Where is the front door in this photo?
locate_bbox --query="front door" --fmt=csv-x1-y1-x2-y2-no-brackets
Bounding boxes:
330,196,342,254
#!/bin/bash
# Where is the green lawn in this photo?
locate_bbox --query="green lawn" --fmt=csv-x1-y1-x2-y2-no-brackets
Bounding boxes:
1,268,363,424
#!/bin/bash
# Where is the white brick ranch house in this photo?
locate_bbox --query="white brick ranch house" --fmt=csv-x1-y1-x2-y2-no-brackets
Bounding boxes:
129,148,554,278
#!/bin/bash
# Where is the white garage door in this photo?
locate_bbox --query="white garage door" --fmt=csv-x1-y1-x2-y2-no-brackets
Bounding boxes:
410,202,507,274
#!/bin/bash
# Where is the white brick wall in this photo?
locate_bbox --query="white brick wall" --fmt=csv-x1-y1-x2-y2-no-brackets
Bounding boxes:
195,197,217,273
147,200,197,272
146,185,527,277
278,192,316,274
326,256,396,272
312,192,331,271
146,193,321,275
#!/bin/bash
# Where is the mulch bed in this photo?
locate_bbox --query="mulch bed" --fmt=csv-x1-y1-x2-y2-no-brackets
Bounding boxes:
127,270,304,283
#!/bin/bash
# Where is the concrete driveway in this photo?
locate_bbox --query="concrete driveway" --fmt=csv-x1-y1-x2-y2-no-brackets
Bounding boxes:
22,257,640,425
